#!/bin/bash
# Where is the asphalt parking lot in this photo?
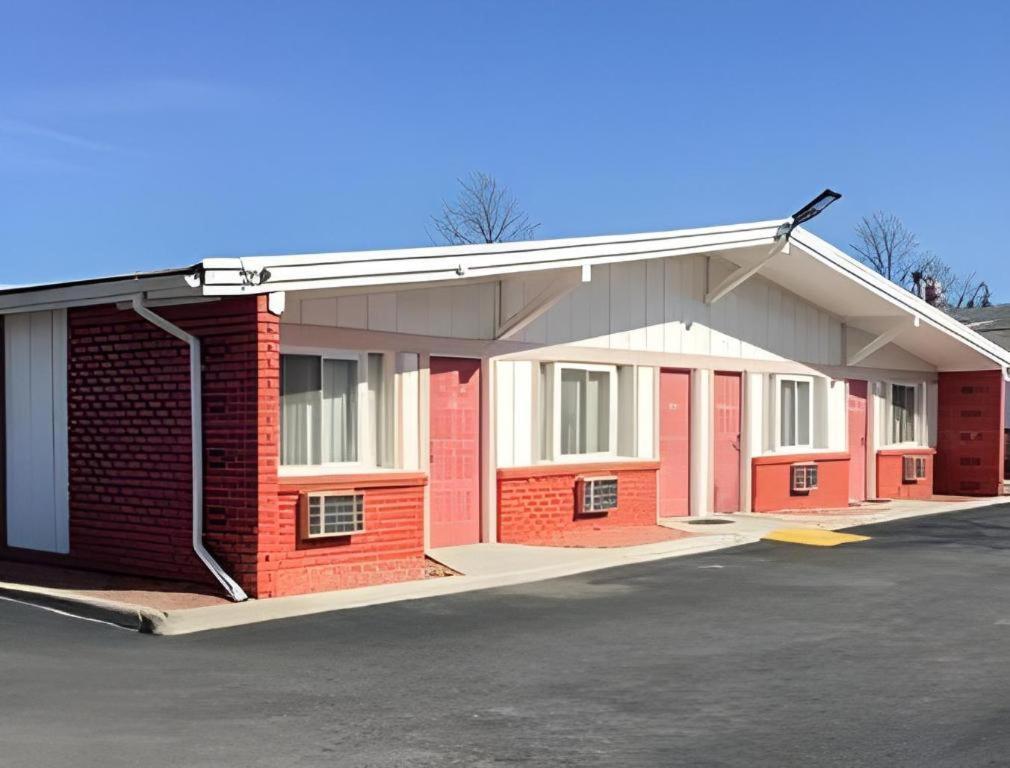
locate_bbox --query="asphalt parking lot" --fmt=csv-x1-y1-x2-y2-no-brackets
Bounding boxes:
3,504,1010,767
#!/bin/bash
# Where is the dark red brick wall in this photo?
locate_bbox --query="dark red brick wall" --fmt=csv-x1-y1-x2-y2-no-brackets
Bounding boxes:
262,476,426,597
56,296,276,592
876,449,934,500
935,370,1005,496
497,462,659,545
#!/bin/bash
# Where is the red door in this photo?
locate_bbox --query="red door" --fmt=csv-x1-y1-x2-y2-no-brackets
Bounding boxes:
847,379,868,502
658,370,691,516
429,357,481,548
712,372,741,513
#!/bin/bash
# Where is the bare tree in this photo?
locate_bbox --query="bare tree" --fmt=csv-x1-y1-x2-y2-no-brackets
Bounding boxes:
850,211,921,288
430,172,539,245
930,265,991,309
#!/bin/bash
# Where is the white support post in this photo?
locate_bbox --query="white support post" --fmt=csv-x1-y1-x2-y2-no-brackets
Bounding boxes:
847,316,920,367
495,267,588,340
704,240,788,305
690,369,712,517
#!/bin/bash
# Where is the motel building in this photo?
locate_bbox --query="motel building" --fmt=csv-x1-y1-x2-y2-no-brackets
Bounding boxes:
1,215,1007,600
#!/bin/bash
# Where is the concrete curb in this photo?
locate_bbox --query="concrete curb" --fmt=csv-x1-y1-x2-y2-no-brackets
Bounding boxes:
4,497,1004,636
0,583,167,632
153,533,749,636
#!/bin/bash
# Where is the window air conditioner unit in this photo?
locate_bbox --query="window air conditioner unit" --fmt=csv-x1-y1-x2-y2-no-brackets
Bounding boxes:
302,491,366,538
577,476,618,515
791,463,818,493
903,456,927,483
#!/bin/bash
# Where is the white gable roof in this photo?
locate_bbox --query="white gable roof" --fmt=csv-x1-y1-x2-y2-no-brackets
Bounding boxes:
0,218,1006,371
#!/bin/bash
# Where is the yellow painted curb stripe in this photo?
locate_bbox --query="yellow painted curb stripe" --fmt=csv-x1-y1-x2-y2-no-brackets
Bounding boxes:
762,528,871,547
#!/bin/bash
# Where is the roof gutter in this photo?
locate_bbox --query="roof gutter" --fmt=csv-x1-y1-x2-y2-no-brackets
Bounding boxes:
129,295,248,602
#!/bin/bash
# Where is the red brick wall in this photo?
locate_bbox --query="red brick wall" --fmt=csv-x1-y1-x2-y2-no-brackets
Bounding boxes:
262,475,426,597
935,370,1005,496
497,462,659,545
751,452,850,512
876,449,934,500
50,296,276,592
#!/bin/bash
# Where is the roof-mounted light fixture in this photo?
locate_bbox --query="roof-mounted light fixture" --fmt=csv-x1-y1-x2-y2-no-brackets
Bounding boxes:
775,189,842,240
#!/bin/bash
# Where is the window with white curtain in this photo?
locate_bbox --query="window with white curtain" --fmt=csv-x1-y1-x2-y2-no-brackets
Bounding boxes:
539,363,618,459
890,383,917,444
778,376,812,449
281,351,388,468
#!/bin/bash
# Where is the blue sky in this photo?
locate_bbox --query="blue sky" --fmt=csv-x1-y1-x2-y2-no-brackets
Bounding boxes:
1,1,1007,294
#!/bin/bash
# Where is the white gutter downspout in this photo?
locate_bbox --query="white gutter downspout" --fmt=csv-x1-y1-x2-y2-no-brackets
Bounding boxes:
130,296,248,601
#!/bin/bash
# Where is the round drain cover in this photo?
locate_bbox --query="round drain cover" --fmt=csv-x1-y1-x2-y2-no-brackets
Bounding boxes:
686,518,734,525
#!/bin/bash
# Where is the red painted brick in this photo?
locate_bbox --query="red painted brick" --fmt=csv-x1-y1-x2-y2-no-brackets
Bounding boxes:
259,481,426,597
751,452,850,512
497,464,658,545
876,449,934,500
0,296,276,595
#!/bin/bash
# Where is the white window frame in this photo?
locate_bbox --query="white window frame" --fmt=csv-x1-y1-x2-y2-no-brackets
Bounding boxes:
885,381,922,448
543,362,619,462
774,375,814,452
279,346,394,475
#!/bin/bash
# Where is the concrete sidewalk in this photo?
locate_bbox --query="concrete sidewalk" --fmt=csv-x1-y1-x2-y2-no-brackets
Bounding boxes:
1,496,1003,636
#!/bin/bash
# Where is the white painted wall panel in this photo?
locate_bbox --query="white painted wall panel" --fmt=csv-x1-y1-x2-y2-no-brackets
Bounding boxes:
396,353,420,470
495,360,515,467
636,366,656,459
512,361,534,466
5,309,69,553
281,252,938,375
284,281,496,340
494,360,534,468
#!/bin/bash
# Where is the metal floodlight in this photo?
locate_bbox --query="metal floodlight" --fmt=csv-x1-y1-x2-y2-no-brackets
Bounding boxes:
776,188,842,240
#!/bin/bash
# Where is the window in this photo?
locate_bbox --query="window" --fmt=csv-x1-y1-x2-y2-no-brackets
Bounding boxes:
890,384,917,444
303,492,365,537
778,376,812,449
539,363,619,459
560,367,611,455
281,351,388,468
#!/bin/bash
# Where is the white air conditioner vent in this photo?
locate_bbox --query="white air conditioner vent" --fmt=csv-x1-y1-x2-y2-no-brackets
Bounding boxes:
302,491,365,538
791,463,818,493
578,476,618,515
903,456,927,482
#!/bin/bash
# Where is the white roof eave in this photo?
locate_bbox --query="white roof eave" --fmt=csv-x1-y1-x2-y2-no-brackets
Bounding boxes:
198,219,785,295
790,228,1010,370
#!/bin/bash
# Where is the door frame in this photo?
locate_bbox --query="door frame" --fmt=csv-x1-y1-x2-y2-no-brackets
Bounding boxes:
847,379,870,502
423,353,485,550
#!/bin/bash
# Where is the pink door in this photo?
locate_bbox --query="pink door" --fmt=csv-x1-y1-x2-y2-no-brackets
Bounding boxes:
713,372,741,513
658,370,691,516
429,357,481,548
847,379,868,502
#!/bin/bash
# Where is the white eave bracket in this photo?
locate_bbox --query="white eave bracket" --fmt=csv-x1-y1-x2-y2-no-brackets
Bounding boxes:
267,292,286,316
495,265,590,340
705,240,788,305
847,315,920,366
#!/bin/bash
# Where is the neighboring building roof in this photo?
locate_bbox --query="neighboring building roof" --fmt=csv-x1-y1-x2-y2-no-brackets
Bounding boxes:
950,304,1010,329
0,218,1007,372
950,304,1010,353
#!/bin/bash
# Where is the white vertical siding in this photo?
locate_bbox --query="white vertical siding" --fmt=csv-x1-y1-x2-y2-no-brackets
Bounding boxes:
5,309,69,553
396,353,420,470
494,360,535,468
284,282,497,339
636,366,656,459
498,253,845,365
